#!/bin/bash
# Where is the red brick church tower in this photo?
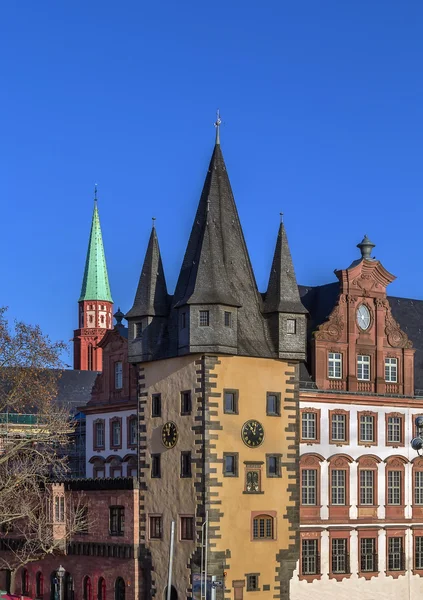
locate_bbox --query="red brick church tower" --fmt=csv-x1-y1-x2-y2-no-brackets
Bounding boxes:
73,188,113,370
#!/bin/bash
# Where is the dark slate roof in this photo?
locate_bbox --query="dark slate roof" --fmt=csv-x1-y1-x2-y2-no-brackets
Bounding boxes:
126,226,169,318
298,282,423,392
56,370,99,414
172,144,242,308
171,142,274,357
264,223,308,314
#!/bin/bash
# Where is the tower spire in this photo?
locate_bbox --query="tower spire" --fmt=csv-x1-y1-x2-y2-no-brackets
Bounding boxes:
264,219,307,315
126,223,168,319
79,194,113,303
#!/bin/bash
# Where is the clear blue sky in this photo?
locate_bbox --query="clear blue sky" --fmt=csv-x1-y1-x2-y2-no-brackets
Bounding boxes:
1,1,423,365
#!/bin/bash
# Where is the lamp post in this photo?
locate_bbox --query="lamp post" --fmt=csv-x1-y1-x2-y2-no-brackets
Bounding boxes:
411,416,423,454
56,565,65,600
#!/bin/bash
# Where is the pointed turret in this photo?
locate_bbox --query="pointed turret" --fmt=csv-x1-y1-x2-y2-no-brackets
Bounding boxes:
79,196,113,303
264,220,307,361
73,188,113,371
126,223,169,362
172,115,272,357
126,223,168,319
264,221,307,315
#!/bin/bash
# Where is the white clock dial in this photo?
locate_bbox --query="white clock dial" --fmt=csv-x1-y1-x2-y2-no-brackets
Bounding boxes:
357,304,371,330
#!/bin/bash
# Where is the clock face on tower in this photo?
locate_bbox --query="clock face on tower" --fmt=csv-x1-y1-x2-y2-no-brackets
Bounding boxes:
357,304,371,331
162,421,178,449
241,420,265,448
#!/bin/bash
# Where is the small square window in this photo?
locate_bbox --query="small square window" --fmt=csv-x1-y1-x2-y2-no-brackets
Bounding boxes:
224,311,232,327
181,451,192,478
246,574,259,591
223,453,238,477
149,516,162,540
152,393,161,417
180,516,194,541
181,391,192,415
224,390,238,414
287,319,296,334
135,322,143,338
199,310,209,327
267,455,281,477
266,392,280,416
151,454,161,478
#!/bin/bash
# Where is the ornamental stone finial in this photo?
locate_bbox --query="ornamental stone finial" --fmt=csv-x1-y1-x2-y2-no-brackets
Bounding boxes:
357,234,375,260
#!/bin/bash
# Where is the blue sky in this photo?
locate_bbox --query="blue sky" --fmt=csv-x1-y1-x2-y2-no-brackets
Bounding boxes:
1,1,423,365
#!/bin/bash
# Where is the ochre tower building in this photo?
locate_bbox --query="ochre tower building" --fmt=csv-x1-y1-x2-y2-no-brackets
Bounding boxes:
126,124,307,600
74,191,113,371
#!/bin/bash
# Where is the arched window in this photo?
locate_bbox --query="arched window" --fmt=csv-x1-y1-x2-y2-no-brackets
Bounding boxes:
91,458,105,479
385,455,407,519
50,572,57,600
36,572,44,599
126,457,137,477
328,454,353,520
357,455,380,519
64,573,74,600
88,344,93,371
83,576,92,600
252,514,274,540
114,578,125,600
21,568,29,595
109,458,122,478
98,578,106,600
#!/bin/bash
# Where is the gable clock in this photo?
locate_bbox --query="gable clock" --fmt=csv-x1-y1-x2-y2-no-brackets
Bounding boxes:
357,304,371,331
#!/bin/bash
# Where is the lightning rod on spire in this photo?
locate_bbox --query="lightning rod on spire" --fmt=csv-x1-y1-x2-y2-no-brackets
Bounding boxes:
214,109,222,145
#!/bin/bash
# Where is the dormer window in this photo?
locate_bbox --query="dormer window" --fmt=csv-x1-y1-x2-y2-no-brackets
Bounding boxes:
135,322,143,338
199,310,209,327
357,355,370,381
385,358,398,383
328,353,342,379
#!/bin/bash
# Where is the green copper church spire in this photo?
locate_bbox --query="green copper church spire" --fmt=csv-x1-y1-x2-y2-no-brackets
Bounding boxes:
78,187,113,303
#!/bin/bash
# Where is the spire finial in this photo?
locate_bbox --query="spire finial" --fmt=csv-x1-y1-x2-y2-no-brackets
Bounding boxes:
152,217,156,229
94,183,98,203
280,212,284,224
214,109,222,145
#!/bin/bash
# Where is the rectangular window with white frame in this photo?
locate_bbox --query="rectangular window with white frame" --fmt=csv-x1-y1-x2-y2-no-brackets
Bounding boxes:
357,355,371,380
385,357,398,383
387,470,402,505
331,469,346,505
415,471,423,505
387,416,402,444
415,536,423,570
301,412,316,440
360,538,377,572
359,415,375,442
331,413,346,442
388,537,404,571
359,470,374,505
301,539,319,576
301,469,317,505
331,538,349,574
328,352,342,379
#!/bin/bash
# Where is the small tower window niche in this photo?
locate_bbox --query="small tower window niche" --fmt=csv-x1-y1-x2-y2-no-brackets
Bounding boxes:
181,312,187,329
224,311,232,327
135,322,143,338
199,310,210,326
287,319,296,334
